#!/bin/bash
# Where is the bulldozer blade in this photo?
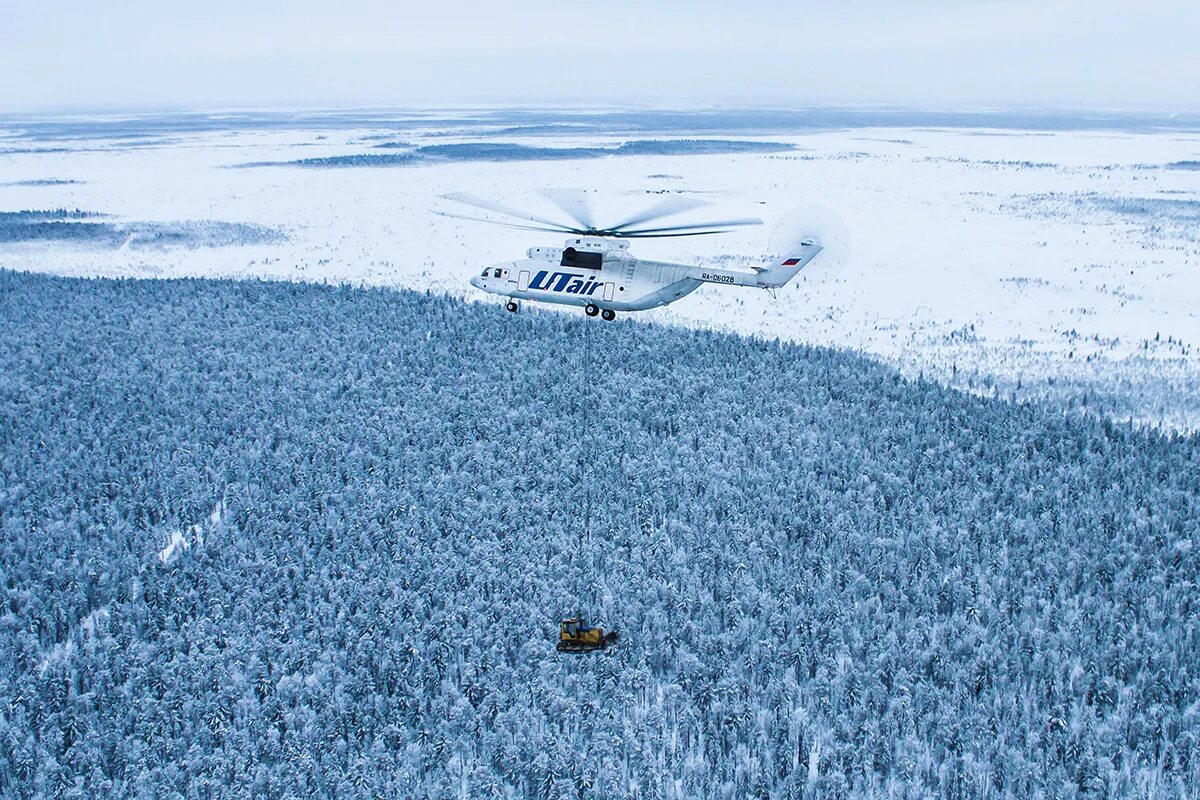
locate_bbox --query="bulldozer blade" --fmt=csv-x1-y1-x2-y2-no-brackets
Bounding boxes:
556,633,618,654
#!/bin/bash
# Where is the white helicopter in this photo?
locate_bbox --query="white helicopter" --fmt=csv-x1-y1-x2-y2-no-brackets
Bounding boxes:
441,191,823,320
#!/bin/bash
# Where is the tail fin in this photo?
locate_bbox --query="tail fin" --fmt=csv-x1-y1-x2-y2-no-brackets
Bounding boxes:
754,240,822,287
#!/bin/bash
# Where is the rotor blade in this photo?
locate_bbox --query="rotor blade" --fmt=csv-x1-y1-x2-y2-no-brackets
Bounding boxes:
440,192,572,230
615,229,738,238
617,217,762,236
433,210,573,234
541,188,595,230
607,196,710,232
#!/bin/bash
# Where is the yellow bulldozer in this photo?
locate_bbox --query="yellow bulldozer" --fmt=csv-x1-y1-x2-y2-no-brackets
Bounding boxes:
556,617,619,653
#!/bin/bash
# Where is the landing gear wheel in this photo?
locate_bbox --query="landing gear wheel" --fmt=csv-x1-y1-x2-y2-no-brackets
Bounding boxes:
584,304,599,317
601,309,616,321
505,300,519,313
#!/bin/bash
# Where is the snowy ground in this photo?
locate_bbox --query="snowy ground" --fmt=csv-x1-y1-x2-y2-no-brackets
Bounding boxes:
1,110,1198,429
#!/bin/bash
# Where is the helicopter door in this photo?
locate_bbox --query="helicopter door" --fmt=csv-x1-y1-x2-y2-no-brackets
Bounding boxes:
603,282,615,302
518,270,530,291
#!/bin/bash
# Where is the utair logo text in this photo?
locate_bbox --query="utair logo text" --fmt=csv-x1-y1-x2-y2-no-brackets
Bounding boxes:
529,270,605,296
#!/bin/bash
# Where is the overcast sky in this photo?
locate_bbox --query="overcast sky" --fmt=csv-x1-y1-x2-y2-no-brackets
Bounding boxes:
2,1,1197,112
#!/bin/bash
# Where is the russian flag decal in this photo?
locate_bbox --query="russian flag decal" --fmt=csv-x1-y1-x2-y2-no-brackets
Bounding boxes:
781,258,801,266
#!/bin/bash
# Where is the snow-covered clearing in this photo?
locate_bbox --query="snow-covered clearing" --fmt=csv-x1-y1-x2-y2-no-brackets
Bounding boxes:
158,502,224,563
1,111,1197,428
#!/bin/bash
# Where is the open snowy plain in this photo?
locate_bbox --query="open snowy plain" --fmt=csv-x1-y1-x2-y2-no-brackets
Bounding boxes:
2,109,1198,428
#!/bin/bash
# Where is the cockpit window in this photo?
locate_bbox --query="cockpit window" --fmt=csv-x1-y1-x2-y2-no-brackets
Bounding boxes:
493,268,503,278
481,269,489,277
560,247,602,270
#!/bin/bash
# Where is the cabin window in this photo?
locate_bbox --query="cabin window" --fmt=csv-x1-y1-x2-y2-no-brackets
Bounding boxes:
493,268,503,278
560,247,602,270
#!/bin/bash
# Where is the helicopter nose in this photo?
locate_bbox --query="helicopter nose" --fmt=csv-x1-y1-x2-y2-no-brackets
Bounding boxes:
469,275,483,290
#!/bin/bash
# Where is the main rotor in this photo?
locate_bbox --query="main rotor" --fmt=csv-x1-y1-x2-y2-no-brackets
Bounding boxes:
436,189,762,239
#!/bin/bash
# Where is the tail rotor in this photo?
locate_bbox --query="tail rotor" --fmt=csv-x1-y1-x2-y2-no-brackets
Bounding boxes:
768,204,853,280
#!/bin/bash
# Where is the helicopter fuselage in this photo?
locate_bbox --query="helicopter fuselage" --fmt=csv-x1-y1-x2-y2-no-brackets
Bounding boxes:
470,236,820,315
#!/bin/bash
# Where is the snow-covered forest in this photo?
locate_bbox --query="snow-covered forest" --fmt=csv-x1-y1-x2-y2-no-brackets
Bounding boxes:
0,270,1197,798
0,210,282,250
244,139,795,168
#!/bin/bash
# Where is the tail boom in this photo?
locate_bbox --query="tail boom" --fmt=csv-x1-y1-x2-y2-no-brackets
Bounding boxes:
674,239,824,290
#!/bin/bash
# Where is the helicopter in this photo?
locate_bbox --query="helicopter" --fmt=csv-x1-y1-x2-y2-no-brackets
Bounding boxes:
440,191,823,320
